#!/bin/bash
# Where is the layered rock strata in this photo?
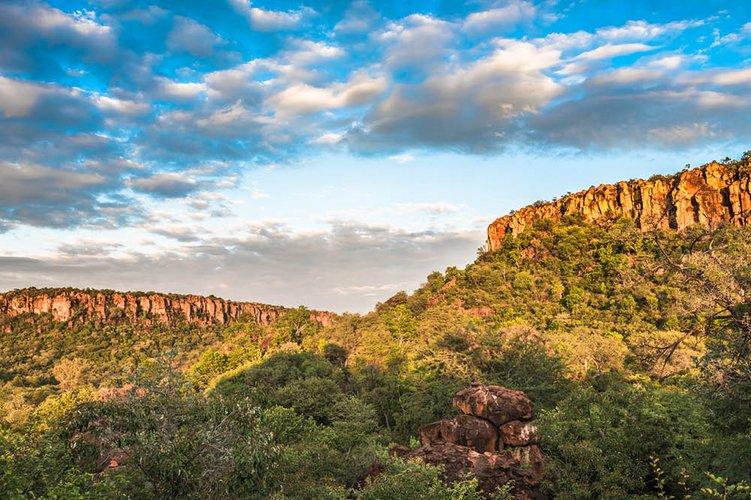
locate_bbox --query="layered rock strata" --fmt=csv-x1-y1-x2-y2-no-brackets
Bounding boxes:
395,384,546,499
0,288,334,329
487,160,751,251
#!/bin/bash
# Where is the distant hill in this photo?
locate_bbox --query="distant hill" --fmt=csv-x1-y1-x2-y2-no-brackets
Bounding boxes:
0,287,334,330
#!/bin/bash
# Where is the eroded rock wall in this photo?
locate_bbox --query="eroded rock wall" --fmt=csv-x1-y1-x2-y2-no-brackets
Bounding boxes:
487,161,751,251
0,288,334,328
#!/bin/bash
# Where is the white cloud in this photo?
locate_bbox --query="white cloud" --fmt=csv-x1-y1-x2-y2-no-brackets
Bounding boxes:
648,123,717,145
167,16,223,57
204,61,266,101
312,132,344,145
388,153,415,163
0,76,43,118
334,0,380,34
589,67,664,85
576,43,656,60
377,14,457,71
229,0,314,31
462,0,537,35
159,79,208,99
197,100,255,127
349,40,562,150
712,67,751,86
267,73,387,116
95,95,149,116
34,5,110,37
597,19,704,42
285,40,344,66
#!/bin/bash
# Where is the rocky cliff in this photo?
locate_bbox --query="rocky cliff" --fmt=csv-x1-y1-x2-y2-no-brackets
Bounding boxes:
487,159,751,251
0,288,334,328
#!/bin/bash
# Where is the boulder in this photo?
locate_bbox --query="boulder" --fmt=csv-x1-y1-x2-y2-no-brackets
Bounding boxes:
507,444,545,477
385,384,546,499
408,442,545,499
420,415,498,453
453,384,533,426
499,420,538,447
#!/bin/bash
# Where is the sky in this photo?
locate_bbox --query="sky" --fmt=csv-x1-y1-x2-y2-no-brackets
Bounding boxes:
0,0,749,312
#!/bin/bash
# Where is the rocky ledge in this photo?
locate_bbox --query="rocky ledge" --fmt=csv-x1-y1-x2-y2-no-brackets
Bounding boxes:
392,384,546,499
487,159,751,251
0,288,334,329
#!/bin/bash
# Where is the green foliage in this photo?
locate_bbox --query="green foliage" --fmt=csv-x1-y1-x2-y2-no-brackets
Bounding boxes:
357,458,485,500
271,306,320,345
539,374,713,498
59,366,280,499
700,472,751,499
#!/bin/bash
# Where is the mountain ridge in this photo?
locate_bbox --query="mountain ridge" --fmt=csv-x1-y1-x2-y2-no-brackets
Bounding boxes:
0,287,335,329
487,157,751,251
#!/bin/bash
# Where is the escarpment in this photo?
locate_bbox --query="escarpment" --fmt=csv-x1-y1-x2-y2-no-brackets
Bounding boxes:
487,159,751,251
0,288,334,329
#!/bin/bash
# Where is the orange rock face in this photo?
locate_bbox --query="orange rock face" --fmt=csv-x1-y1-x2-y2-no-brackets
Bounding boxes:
0,288,335,329
453,384,533,426
420,415,498,453
408,384,545,498
487,161,751,251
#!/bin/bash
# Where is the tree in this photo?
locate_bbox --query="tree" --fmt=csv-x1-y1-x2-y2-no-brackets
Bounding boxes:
272,306,319,344
52,357,92,391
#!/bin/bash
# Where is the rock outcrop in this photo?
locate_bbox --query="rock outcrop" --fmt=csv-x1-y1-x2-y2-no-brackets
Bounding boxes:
0,288,334,329
487,160,751,251
395,384,545,499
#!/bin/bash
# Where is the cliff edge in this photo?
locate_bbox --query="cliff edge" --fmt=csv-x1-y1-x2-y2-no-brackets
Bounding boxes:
0,288,334,329
487,159,751,251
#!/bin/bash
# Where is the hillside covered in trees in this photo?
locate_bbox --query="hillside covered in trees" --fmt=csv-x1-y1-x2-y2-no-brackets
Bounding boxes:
2,160,751,499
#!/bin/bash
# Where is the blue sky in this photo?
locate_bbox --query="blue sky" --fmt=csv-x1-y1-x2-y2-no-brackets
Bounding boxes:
0,0,749,312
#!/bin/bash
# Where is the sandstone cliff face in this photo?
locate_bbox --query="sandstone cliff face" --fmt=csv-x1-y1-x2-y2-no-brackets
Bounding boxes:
0,288,334,328
487,160,751,251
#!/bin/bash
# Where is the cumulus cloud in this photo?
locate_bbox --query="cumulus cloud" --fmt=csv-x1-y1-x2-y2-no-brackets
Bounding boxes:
158,79,208,99
0,76,43,118
95,95,149,116
167,16,223,57
334,0,380,34
0,1,116,76
524,82,749,149
462,0,537,35
377,14,457,72
711,67,751,86
347,40,562,151
597,19,704,42
267,73,387,116
576,43,656,61
0,161,138,228
229,0,314,31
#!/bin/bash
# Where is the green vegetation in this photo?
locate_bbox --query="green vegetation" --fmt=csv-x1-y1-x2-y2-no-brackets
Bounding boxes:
2,217,751,498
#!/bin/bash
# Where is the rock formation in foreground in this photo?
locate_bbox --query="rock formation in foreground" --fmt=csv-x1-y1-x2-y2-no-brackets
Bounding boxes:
487,159,751,251
393,384,546,499
0,288,334,330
